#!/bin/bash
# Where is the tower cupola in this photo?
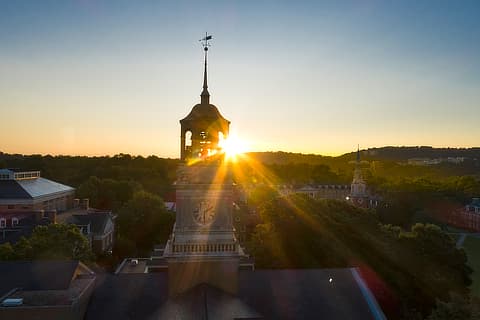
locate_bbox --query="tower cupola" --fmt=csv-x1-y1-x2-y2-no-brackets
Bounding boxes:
180,34,230,161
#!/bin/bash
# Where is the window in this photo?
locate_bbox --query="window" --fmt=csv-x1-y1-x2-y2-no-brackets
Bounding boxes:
12,217,19,227
7,205,14,209
0,218,6,228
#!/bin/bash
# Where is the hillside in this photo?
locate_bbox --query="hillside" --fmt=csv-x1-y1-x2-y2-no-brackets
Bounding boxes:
248,147,480,164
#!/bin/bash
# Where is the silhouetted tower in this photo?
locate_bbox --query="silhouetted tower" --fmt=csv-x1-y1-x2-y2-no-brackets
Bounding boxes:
350,146,368,207
163,34,246,297
180,34,230,161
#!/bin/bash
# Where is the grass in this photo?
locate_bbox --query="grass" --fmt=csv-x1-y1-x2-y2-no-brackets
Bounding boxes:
462,235,480,297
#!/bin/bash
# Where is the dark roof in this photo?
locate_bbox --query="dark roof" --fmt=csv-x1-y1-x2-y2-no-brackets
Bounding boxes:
0,180,32,199
85,273,170,320
70,212,112,235
470,198,480,207
6,168,28,172
238,269,377,320
0,260,79,296
180,103,230,125
155,284,261,320
85,268,381,320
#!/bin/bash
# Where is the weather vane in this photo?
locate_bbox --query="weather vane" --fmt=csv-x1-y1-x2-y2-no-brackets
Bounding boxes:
199,32,213,51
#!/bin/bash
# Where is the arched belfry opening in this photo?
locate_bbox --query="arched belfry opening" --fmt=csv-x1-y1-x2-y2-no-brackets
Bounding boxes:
180,110,230,160
179,34,230,161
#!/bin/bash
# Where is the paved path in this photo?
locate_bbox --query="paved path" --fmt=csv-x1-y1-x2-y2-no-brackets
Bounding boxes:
456,233,467,248
445,232,480,248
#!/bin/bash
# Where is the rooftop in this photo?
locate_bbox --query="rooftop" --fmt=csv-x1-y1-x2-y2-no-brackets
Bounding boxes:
116,259,149,274
0,174,74,200
0,169,40,181
0,260,85,296
57,208,115,236
7,278,94,306
85,268,384,320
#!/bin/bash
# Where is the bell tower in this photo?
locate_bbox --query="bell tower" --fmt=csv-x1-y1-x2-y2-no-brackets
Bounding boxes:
164,34,243,297
180,33,230,162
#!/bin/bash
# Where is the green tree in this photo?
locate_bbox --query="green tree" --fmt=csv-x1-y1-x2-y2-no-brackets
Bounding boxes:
247,195,472,319
0,242,14,260
0,225,92,261
428,294,480,320
116,191,174,256
76,176,141,210
14,236,33,259
28,224,93,261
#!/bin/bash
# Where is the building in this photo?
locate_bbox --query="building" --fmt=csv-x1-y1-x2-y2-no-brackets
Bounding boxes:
0,210,55,244
276,148,379,209
280,184,351,200
56,202,116,255
407,157,466,166
349,147,370,207
161,38,247,297
111,36,385,319
347,148,379,209
68,211,115,254
466,198,480,214
0,169,75,212
86,268,384,320
442,198,480,232
0,260,96,320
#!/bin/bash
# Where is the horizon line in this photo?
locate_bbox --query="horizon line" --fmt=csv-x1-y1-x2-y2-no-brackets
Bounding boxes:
1,144,480,160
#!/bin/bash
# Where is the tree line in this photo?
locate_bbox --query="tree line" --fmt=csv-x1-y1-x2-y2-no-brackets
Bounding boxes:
246,193,475,319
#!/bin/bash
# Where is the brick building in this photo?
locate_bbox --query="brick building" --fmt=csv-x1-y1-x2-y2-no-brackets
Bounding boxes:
0,169,75,212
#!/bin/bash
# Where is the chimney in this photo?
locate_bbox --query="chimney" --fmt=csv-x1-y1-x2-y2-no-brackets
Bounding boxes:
81,198,89,210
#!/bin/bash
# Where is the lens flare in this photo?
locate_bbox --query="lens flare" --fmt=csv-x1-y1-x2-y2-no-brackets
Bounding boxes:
219,134,248,161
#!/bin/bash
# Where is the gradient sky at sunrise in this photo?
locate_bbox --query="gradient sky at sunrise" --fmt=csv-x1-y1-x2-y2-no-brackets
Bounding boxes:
1,0,479,158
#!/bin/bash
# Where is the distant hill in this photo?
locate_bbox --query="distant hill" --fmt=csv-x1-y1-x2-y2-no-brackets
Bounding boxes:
247,147,480,164
346,146,480,161
246,151,333,165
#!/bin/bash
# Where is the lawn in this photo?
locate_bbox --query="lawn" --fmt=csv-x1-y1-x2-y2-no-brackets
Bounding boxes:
462,235,480,297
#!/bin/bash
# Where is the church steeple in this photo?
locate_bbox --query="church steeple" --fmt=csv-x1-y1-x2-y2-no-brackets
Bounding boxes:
200,33,212,105
353,145,363,182
350,145,369,207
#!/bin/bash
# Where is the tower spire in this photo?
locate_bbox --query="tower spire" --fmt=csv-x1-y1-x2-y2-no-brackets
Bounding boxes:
200,33,212,104
356,144,360,163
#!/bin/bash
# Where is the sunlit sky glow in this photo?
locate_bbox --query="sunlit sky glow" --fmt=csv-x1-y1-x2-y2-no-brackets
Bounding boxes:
1,1,479,157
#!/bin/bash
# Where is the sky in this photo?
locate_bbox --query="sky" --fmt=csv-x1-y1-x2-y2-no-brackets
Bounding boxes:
1,0,479,158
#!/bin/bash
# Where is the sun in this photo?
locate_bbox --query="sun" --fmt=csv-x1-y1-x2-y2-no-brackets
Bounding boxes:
219,134,248,161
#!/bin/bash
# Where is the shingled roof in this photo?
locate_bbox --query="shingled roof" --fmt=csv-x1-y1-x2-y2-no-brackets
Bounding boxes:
85,268,384,320
0,180,32,199
69,211,113,235
0,261,80,297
